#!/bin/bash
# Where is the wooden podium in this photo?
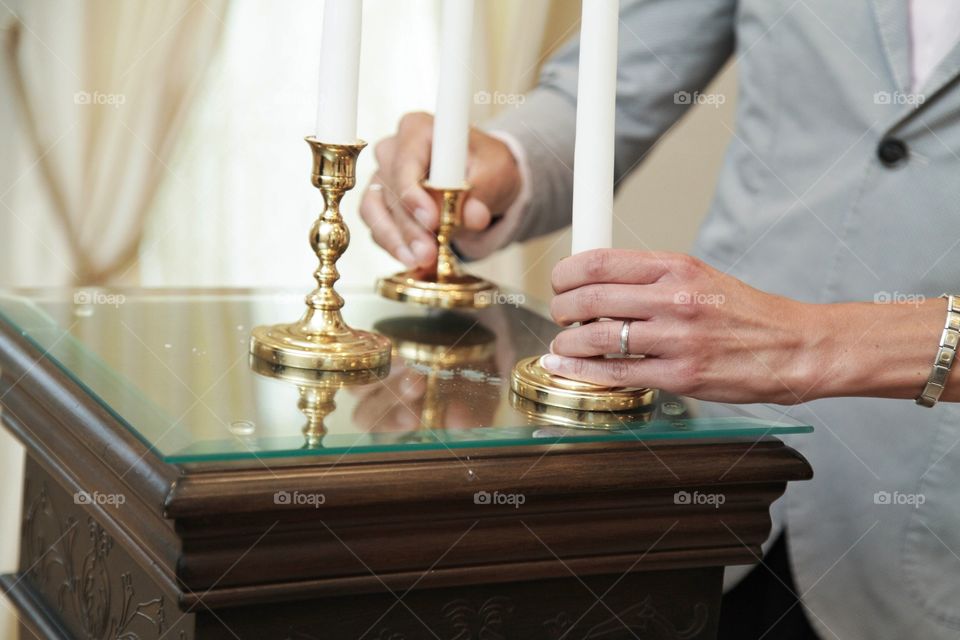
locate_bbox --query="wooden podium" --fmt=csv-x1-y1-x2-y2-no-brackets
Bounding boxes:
0,290,812,639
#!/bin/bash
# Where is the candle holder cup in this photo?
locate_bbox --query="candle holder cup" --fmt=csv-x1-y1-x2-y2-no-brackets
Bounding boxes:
377,183,497,309
250,137,392,371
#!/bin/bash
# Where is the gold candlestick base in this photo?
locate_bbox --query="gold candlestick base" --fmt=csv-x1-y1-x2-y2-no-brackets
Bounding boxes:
377,183,497,309
510,355,655,412
250,137,392,371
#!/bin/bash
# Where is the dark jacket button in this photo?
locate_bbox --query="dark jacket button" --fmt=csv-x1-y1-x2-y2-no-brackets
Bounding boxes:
878,138,908,167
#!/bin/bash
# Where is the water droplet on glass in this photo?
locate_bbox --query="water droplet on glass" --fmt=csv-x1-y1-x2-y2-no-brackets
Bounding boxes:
163,343,172,350
662,401,686,416
229,420,256,435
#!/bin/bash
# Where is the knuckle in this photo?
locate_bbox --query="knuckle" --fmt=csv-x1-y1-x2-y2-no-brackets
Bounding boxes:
673,358,705,394
374,138,394,166
575,286,605,317
399,111,430,133
606,358,631,383
588,322,613,351
583,250,610,281
671,253,703,278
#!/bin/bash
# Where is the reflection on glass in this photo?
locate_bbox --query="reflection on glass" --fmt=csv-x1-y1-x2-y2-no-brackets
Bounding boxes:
364,313,500,443
249,356,389,448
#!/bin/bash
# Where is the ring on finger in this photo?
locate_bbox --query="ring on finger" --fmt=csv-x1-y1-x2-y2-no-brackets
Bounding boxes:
619,320,631,356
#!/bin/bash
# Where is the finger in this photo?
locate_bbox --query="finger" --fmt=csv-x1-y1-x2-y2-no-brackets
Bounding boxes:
461,197,492,231
550,320,668,358
389,202,437,267
552,249,677,294
550,284,670,326
392,114,438,224
360,183,418,268
539,353,666,389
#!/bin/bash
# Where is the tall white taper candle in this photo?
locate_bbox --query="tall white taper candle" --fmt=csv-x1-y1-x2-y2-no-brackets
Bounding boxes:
429,0,475,188
570,0,619,254
315,0,363,143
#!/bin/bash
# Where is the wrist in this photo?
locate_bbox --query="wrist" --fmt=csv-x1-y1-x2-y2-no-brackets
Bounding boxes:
801,299,945,401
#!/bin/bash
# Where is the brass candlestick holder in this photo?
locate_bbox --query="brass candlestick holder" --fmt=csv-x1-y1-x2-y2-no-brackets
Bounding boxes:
250,137,392,371
511,355,655,412
377,183,497,308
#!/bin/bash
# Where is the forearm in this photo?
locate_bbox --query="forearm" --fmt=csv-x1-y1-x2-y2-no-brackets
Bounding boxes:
801,298,953,402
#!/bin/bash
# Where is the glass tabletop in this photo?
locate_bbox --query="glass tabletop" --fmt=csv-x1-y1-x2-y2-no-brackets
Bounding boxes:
0,289,811,463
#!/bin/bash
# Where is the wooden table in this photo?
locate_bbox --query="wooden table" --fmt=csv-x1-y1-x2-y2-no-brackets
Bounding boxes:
0,290,812,639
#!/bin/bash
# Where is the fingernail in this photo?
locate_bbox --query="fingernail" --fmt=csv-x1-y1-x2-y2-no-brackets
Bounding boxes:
413,207,432,228
396,246,416,268
540,354,561,371
411,239,434,264
548,339,557,354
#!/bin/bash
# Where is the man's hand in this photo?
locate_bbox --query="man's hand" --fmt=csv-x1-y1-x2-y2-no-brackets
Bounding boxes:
541,249,826,404
360,112,522,269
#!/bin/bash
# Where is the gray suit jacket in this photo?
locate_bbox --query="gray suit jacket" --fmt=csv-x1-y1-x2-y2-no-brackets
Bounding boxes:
487,1,960,638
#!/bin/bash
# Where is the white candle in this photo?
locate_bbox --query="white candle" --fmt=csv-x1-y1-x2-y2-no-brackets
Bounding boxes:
429,0,475,188
315,0,363,143
570,0,619,254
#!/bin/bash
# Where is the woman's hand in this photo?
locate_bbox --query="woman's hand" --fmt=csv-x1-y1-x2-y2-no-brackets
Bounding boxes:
359,112,522,270
540,249,828,404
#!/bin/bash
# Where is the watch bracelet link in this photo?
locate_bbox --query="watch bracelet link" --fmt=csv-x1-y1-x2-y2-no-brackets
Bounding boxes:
917,294,960,407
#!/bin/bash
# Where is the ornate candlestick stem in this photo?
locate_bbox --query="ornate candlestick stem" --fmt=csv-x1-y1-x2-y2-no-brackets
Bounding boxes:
250,137,392,371
377,183,497,308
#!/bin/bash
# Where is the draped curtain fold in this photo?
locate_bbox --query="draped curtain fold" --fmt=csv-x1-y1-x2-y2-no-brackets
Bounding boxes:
2,0,229,285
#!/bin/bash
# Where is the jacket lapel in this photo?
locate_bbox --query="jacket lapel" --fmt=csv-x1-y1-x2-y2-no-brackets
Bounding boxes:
919,40,960,99
871,0,912,92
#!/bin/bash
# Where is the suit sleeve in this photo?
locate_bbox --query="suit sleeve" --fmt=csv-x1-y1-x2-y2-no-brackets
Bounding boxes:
475,0,737,250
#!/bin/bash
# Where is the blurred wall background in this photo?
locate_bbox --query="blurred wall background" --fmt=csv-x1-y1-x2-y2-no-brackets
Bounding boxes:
0,0,735,632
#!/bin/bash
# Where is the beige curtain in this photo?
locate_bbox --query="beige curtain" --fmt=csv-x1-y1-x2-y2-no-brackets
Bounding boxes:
0,3,229,635
2,0,229,285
